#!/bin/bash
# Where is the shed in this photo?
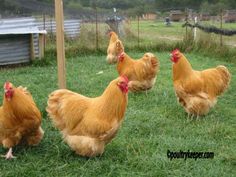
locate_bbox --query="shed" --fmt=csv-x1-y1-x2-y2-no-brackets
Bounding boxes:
142,13,157,20
36,19,81,38
170,10,185,22
0,17,46,65
224,10,236,23
200,13,210,21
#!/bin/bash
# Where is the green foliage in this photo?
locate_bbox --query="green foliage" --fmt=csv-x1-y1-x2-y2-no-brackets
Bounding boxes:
200,1,228,15
67,1,83,10
155,0,204,10
1,0,236,17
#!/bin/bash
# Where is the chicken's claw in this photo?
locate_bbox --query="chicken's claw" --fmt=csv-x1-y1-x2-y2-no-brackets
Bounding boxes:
1,148,16,160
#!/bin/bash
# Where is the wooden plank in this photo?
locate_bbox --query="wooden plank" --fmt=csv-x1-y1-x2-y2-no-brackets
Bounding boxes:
30,34,35,60
55,0,66,89
39,34,45,59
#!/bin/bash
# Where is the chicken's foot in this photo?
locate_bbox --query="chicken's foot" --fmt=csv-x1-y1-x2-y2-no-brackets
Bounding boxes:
1,148,16,160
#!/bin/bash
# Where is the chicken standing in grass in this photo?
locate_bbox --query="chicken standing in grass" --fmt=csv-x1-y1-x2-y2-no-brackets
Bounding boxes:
117,52,159,92
46,76,129,157
106,31,124,64
0,82,44,159
171,49,231,117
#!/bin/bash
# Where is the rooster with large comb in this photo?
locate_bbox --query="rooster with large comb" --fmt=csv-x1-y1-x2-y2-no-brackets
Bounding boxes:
171,49,231,118
47,76,129,157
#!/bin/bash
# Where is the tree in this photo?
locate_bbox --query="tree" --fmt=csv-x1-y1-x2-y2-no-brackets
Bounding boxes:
200,1,228,15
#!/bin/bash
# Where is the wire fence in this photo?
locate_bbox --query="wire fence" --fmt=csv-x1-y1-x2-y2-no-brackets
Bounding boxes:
1,3,236,51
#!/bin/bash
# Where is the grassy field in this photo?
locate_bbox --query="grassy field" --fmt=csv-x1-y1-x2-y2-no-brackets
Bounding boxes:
129,20,236,47
0,51,235,177
51,20,236,64
74,20,236,49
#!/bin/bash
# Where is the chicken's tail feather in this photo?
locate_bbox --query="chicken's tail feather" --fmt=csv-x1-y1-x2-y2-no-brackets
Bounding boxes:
216,65,231,94
151,57,159,68
46,89,73,130
146,56,160,77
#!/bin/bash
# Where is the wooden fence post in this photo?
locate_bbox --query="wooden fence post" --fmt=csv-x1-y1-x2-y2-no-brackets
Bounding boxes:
220,9,223,46
43,13,46,56
55,0,66,89
185,9,188,40
138,16,140,48
50,14,53,40
95,5,98,50
194,16,197,41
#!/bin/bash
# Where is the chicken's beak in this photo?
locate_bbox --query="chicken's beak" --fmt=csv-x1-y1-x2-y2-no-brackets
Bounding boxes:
4,89,12,101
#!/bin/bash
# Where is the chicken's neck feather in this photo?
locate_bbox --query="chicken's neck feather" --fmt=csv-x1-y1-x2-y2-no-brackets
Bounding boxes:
3,88,37,120
173,54,193,81
98,82,127,121
123,53,134,63
117,53,134,70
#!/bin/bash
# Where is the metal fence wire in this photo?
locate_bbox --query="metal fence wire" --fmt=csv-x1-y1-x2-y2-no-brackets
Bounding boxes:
0,2,236,50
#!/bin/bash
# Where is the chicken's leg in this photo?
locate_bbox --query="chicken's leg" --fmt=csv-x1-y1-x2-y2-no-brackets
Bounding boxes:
187,113,194,120
187,113,190,119
1,148,16,160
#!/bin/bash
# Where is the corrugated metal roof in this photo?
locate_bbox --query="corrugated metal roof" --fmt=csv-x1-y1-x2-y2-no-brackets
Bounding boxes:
37,19,81,38
0,28,46,35
0,17,46,35
0,17,80,37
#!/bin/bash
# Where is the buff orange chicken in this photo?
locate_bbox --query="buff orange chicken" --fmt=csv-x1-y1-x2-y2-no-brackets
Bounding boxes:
117,52,159,92
0,82,44,159
46,76,129,157
171,49,231,117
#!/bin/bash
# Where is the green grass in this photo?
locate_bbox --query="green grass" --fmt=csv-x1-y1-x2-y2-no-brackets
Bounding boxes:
130,21,185,41
0,51,235,177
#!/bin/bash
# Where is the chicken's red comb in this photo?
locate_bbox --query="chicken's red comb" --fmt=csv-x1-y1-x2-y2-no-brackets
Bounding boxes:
121,75,129,83
172,49,180,55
